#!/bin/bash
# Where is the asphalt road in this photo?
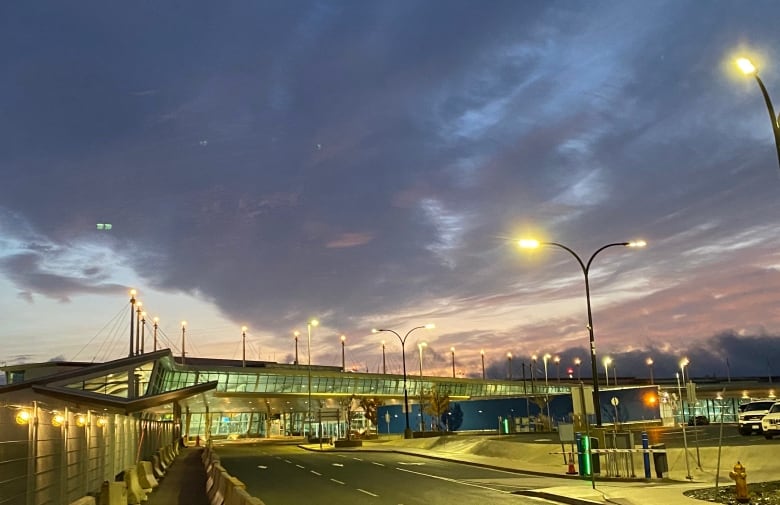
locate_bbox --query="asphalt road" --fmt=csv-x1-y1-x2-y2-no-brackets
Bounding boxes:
217,443,565,505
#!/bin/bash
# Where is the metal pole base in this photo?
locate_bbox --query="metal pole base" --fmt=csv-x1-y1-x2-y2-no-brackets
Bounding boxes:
404,428,413,439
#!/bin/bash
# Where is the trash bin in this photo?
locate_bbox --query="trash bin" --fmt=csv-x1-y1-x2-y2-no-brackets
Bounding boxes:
651,444,668,478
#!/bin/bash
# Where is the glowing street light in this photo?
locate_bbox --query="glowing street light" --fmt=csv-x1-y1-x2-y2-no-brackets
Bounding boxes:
543,353,551,386
507,352,513,379
735,57,780,171
518,238,646,426
554,355,561,384
574,357,582,381
603,356,612,387
372,323,435,438
480,349,486,380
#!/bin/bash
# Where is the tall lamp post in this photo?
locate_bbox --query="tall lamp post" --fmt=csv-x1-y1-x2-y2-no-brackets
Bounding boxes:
450,347,456,378
293,331,300,365
507,352,513,379
418,342,427,431
381,341,387,374
129,289,137,357
241,326,248,367
530,354,537,393
543,353,551,386
554,356,561,384
340,335,346,372
736,57,780,171
480,349,486,380
574,357,582,381
603,356,612,387
519,238,646,426
647,357,654,385
152,317,159,352
180,321,187,364
372,324,435,439
140,312,146,354
306,319,319,440
135,302,143,356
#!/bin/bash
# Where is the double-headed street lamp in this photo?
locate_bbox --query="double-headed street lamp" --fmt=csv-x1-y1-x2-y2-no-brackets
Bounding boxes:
519,239,646,426
736,57,780,171
372,324,435,439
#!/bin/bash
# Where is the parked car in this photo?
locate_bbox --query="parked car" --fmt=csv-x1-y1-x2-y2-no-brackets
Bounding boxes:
687,415,709,426
760,402,780,439
738,399,777,435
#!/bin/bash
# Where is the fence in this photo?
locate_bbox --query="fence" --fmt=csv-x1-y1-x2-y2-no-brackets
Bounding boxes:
0,401,176,505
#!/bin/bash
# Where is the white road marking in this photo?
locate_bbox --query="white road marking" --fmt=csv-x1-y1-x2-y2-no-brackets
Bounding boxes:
397,462,424,466
330,478,345,485
284,459,292,464
372,462,385,467
296,464,305,469
310,470,322,476
357,488,379,497
353,457,363,461
395,467,512,494
257,465,267,469
337,454,348,459
332,463,344,467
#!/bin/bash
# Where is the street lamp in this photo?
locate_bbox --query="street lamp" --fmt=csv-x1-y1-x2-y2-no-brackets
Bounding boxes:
307,319,319,440
450,347,456,378
543,353,551,386
241,326,248,367
603,356,612,387
736,57,780,171
554,356,561,384
340,335,346,372
518,238,646,426
152,317,159,352
372,323,435,439
129,289,137,357
680,357,690,384
293,331,300,365
180,321,187,364
646,357,654,385
135,301,143,356
507,352,513,379
140,311,146,354
574,357,582,381
480,349,486,380
381,340,386,374
418,342,427,431
530,354,537,393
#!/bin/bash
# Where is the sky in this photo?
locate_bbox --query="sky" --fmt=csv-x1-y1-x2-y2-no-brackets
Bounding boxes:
2,1,780,382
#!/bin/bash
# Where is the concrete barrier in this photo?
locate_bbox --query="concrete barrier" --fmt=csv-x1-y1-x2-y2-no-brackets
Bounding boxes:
151,454,165,479
68,496,96,505
124,467,149,505
99,481,128,505
137,461,159,489
227,487,264,505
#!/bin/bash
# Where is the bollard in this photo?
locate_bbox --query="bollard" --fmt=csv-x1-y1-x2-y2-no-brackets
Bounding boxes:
728,461,749,504
641,432,651,479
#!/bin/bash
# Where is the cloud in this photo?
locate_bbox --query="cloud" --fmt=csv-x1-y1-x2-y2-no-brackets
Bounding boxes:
325,232,374,249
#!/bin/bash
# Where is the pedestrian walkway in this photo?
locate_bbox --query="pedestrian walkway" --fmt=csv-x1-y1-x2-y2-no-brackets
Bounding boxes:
146,447,210,505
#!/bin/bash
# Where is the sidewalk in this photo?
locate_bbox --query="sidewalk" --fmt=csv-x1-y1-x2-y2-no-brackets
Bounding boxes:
297,436,757,505
146,447,210,505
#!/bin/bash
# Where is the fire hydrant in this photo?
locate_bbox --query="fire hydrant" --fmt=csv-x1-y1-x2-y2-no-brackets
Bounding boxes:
728,461,749,503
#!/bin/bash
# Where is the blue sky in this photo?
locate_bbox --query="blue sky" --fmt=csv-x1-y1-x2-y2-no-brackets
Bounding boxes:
2,1,780,381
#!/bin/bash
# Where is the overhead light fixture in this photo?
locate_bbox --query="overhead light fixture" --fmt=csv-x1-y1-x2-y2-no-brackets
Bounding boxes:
52,414,65,427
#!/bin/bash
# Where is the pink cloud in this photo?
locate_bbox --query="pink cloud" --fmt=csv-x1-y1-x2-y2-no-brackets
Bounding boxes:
325,232,375,249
